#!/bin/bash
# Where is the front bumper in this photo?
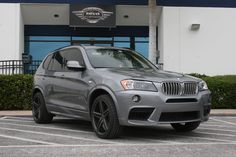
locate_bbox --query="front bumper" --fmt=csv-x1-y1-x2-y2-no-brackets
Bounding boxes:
115,90,211,126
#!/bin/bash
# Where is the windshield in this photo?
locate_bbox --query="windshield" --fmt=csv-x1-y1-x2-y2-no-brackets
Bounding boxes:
86,48,155,69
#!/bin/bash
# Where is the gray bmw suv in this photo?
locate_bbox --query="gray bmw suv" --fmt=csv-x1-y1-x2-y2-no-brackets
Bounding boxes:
33,46,211,139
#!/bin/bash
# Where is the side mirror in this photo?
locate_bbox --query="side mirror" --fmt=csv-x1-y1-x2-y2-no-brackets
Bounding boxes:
66,61,85,70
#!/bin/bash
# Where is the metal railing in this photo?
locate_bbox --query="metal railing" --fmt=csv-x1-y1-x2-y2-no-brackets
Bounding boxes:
0,60,42,75
0,60,162,75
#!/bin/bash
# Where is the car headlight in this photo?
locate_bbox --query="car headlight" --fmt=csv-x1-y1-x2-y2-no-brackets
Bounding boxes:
198,80,208,91
120,80,157,91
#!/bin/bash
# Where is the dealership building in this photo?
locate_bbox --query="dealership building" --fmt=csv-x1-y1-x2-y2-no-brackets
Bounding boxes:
0,0,236,75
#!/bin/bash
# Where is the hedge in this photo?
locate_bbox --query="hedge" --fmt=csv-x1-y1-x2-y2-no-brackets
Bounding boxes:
0,75,33,110
202,75,236,109
0,74,235,110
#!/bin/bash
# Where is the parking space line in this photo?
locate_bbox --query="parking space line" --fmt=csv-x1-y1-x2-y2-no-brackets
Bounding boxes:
2,121,233,144
0,134,58,145
0,122,93,134
0,117,6,119
0,126,121,145
194,131,236,138
122,136,182,144
165,133,235,143
4,116,33,121
0,118,33,123
0,142,236,149
212,116,236,119
203,121,221,124
198,127,236,133
201,124,236,128
210,117,236,126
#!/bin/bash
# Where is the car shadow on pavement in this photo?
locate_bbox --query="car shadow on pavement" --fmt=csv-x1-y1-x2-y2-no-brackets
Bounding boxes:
51,118,190,140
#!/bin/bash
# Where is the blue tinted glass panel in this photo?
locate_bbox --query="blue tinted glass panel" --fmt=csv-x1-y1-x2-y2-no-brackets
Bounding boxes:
72,37,91,40
29,42,70,60
114,37,130,41
94,44,111,47
114,42,130,48
30,36,70,41
72,37,113,41
81,44,91,46
135,43,148,58
94,37,113,41
135,37,149,42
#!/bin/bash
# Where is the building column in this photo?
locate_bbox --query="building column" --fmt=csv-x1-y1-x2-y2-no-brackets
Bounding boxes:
0,3,24,60
148,0,157,64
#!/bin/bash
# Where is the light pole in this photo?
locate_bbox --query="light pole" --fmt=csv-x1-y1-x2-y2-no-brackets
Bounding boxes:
148,0,157,64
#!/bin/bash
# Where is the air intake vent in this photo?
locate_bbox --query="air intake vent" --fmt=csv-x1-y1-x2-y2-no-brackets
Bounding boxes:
159,111,200,122
128,108,154,121
166,98,198,103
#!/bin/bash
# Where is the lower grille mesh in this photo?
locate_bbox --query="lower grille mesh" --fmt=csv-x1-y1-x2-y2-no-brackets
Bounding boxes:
159,111,200,122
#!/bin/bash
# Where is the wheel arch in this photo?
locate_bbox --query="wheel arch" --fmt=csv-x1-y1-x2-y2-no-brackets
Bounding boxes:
32,86,44,96
32,86,47,102
88,86,120,116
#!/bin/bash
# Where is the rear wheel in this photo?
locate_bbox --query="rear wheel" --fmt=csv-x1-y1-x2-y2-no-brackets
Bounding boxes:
91,94,122,139
171,121,200,132
32,92,53,124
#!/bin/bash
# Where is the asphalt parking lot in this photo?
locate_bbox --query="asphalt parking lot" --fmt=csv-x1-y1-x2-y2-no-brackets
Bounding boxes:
0,116,235,157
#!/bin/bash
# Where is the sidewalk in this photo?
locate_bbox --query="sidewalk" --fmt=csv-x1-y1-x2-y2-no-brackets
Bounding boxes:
210,109,236,116
0,109,236,117
0,111,32,117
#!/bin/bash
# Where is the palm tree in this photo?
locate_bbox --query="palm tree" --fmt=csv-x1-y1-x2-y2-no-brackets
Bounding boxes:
148,0,157,64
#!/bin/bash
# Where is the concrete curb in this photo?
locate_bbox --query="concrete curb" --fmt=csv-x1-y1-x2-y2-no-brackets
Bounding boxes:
0,109,236,117
210,109,236,116
0,111,32,117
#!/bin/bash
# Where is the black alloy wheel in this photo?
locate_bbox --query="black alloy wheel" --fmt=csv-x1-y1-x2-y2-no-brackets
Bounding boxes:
32,92,53,124
91,94,122,139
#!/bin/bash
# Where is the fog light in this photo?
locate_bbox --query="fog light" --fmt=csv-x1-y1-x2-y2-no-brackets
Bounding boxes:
132,95,141,102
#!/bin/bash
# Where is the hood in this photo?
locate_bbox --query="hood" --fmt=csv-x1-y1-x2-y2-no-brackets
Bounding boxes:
95,68,200,82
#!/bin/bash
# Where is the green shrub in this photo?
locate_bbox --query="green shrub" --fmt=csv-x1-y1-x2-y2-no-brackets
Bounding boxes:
202,76,236,109
189,74,236,109
188,73,208,79
0,75,33,110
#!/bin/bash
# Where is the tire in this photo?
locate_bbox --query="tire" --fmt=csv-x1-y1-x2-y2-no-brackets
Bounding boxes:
91,94,123,139
32,92,53,124
171,121,201,132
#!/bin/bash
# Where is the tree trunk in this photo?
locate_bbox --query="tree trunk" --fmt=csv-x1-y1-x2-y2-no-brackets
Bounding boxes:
148,0,157,64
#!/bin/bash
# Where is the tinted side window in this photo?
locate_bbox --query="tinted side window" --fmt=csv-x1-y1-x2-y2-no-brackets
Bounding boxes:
43,54,53,69
49,52,64,71
61,48,85,71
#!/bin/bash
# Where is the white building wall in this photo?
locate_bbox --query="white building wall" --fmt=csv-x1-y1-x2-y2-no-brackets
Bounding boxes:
159,7,236,75
157,8,164,64
0,3,23,60
19,4,24,60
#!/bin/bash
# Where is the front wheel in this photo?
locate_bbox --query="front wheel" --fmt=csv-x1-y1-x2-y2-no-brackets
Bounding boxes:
91,94,123,139
171,121,201,132
32,92,53,124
